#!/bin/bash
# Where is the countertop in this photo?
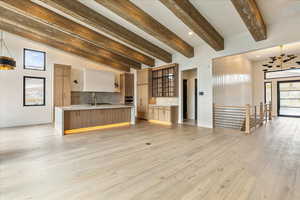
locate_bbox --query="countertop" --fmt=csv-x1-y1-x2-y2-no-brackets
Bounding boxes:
149,104,178,107
56,104,133,111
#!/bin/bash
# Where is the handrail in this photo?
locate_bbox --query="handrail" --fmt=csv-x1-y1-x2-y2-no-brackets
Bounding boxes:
213,102,272,135
214,105,247,109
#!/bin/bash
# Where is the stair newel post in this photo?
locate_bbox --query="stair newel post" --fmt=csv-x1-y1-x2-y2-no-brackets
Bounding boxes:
245,104,251,135
213,103,215,128
260,102,264,125
269,101,272,120
264,103,268,121
254,106,257,129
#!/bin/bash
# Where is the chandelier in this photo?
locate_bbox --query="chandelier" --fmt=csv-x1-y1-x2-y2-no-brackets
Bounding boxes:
262,45,299,72
0,31,16,70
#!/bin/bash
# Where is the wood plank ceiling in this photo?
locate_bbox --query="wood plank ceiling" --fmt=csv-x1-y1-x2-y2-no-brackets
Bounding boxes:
231,0,267,41
0,0,267,71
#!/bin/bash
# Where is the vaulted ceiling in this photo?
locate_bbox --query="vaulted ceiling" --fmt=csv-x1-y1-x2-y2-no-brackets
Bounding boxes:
1,0,299,71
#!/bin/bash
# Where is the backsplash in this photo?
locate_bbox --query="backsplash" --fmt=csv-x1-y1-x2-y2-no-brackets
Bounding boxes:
71,92,122,105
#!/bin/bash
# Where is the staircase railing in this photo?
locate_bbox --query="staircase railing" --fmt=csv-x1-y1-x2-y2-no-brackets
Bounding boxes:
213,102,272,135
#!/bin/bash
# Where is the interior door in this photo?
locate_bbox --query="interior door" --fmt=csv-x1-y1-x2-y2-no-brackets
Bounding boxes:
278,80,300,117
195,78,198,121
183,79,188,119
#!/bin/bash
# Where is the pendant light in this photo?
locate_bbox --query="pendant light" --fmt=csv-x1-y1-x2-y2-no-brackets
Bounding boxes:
262,45,298,72
0,31,16,70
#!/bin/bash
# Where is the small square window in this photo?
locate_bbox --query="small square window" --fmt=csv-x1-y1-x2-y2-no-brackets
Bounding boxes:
24,49,46,71
23,76,46,106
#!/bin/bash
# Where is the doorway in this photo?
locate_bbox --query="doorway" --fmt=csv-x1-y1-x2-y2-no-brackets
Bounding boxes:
181,68,198,126
277,80,300,117
183,79,188,119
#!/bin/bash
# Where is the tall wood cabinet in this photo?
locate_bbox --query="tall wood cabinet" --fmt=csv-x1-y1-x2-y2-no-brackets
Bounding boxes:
120,73,134,97
120,73,134,104
137,69,151,119
54,64,71,107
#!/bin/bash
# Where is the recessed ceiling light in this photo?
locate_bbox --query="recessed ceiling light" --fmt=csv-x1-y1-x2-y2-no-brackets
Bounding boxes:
188,31,193,36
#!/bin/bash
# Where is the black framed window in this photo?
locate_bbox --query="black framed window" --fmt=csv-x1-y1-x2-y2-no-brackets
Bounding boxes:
23,76,46,106
277,80,300,117
152,66,177,97
24,48,46,71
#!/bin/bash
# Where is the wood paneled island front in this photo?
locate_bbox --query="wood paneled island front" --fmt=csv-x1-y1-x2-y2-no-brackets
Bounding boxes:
55,105,135,135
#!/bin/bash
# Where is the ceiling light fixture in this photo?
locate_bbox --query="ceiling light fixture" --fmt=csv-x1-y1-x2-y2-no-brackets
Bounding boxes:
0,31,16,70
188,31,193,36
262,45,297,72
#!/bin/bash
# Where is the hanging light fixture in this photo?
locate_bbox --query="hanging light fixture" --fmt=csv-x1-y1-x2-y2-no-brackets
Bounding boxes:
0,31,16,70
262,45,298,72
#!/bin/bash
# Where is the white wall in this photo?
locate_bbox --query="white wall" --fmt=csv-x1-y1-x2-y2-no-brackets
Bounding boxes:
213,55,253,106
155,18,300,128
252,56,300,116
182,69,197,120
0,32,122,128
2,17,300,128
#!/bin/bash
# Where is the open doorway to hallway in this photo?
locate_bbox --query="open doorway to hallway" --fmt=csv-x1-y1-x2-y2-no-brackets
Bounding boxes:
182,68,197,126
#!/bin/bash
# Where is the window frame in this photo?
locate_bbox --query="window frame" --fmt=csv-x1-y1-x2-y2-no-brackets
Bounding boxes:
264,81,272,104
23,76,46,107
264,68,300,80
23,48,46,71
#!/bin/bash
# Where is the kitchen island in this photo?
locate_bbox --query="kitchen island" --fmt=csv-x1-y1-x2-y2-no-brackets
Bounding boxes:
55,105,135,135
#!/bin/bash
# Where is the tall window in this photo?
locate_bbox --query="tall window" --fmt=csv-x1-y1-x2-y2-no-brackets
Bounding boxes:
24,49,46,71
23,76,46,106
264,82,272,104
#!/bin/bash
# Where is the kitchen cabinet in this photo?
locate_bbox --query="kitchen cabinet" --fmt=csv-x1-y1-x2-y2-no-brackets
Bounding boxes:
137,68,150,85
137,69,151,119
71,68,116,92
120,73,134,96
148,106,178,124
84,69,115,92
137,84,149,119
54,64,71,107
62,107,132,131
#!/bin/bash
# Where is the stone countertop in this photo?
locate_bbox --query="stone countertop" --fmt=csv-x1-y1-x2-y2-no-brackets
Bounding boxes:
149,104,178,107
56,104,133,111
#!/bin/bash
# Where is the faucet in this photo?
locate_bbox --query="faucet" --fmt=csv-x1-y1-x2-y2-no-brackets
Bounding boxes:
91,92,97,106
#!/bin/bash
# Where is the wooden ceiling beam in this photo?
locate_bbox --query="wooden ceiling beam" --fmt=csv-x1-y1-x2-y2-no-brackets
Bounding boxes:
0,21,130,72
39,0,172,63
95,0,194,58
0,6,140,70
231,0,267,41
0,0,155,66
159,0,224,51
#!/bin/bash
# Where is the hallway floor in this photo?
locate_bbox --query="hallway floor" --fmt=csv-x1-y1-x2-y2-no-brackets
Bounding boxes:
1,118,300,200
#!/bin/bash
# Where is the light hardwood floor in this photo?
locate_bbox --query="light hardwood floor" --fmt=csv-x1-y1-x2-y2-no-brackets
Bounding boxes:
1,118,300,200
